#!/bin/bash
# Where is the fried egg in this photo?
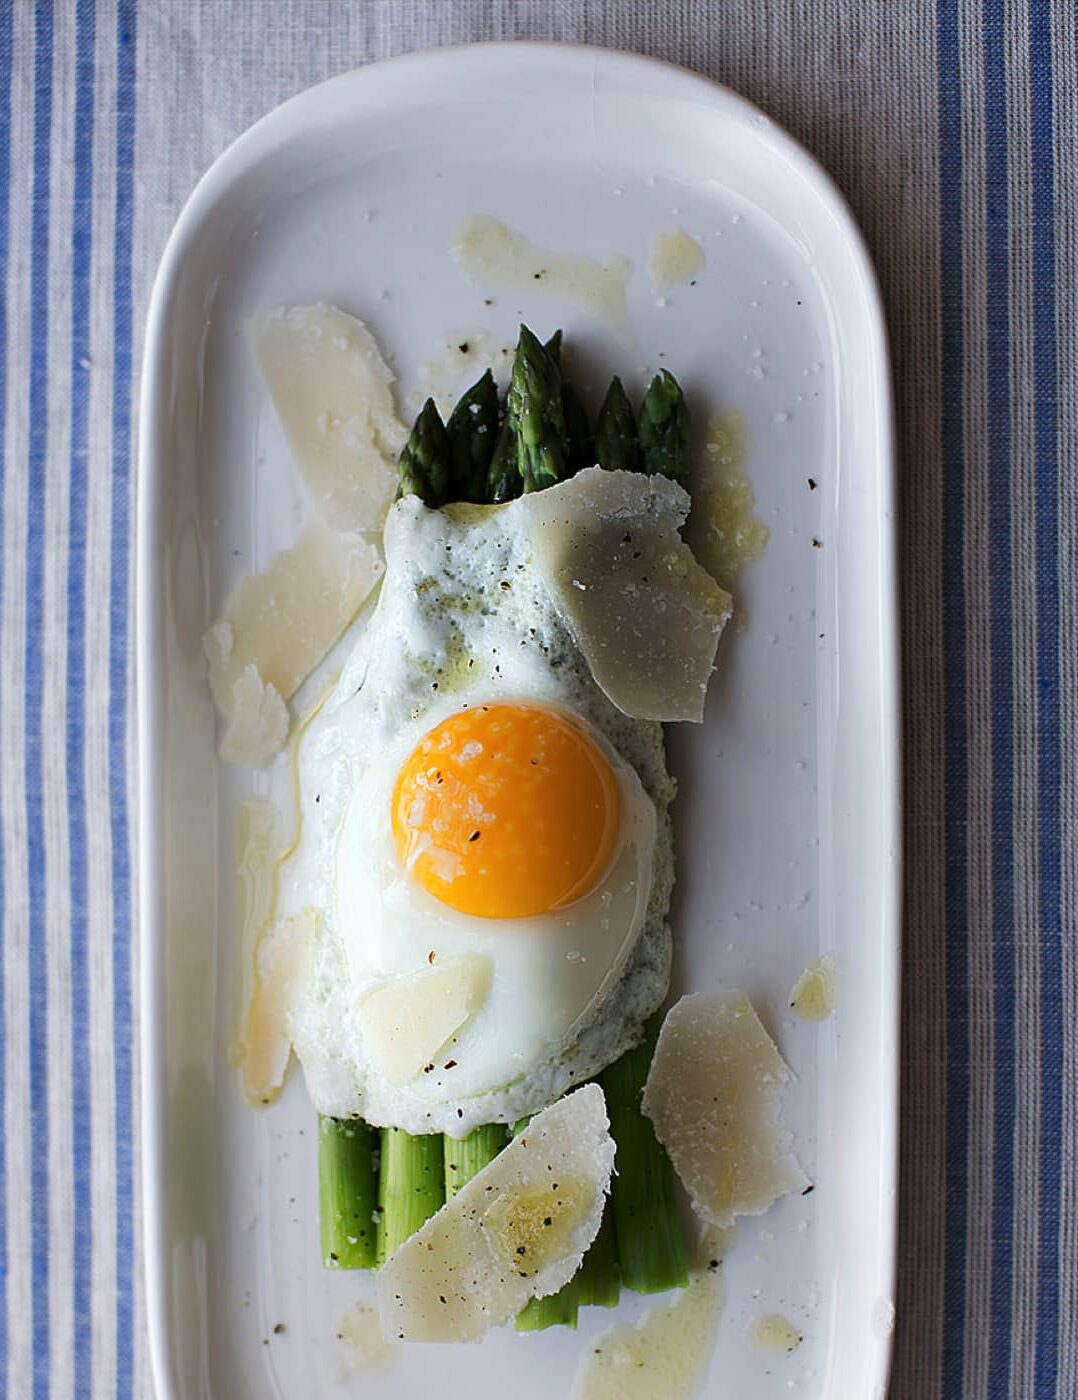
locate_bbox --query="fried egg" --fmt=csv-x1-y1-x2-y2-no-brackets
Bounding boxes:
280,485,676,1135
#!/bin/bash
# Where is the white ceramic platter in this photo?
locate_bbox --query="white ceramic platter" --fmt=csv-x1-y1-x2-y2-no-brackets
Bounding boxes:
138,43,898,1400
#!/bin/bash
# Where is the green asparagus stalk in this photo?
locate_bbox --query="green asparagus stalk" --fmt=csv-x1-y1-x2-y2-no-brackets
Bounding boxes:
318,1116,378,1269
638,369,691,483
594,376,643,474
507,325,569,494
576,1204,620,1308
375,1128,445,1264
398,397,452,506
516,1276,581,1332
598,1016,688,1294
444,1123,508,1198
562,384,594,475
543,328,594,475
446,369,500,503
486,414,522,502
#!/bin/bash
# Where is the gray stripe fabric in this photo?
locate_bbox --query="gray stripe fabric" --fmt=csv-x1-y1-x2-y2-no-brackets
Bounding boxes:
2,2,1076,1397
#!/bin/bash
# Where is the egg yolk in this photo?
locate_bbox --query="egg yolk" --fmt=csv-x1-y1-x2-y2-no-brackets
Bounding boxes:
391,704,621,920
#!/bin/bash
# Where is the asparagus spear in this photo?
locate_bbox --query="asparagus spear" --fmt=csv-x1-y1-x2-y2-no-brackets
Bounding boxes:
516,1277,581,1332
398,397,452,506
598,1016,688,1294
375,1128,445,1265
444,1123,508,1198
576,1204,620,1308
562,382,595,475
446,369,500,503
319,1116,378,1269
543,329,594,474
638,369,691,483
594,376,643,474
507,325,569,494
486,413,522,502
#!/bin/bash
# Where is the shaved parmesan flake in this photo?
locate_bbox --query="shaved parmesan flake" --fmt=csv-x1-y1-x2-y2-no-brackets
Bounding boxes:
206,521,383,707
377,1085,614,1342
483,1174,594,1270
642,991,809,1226
251,303,406,530
526,468,732,722
238,908,317,1105
358,955,492,1085
218,664,289,767
571,1227,728,1400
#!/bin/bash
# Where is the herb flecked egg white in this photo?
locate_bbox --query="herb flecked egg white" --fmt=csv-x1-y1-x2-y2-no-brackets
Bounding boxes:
279,478,682,1136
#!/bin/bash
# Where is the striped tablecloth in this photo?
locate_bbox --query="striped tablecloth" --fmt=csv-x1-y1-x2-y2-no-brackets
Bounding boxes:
1,2,1074,1396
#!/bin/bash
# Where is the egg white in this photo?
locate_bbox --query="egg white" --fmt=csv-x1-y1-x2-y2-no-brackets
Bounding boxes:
282,493,676,1135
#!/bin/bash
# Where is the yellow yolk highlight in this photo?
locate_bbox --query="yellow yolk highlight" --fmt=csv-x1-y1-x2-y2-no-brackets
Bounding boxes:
392,704,621,919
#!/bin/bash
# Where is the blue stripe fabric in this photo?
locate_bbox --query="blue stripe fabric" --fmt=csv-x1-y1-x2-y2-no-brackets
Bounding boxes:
983,1,1017,1393
26,6,54,1397
936,1,970,1392
1,4,1077,1398
1029,0,1062,1393
0,0,13,1382
111,4,137,1395
67,3,95,1397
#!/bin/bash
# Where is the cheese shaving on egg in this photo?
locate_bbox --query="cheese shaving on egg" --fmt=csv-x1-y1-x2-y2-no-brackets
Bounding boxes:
377,1084,614,1342
525,468,733,722
642,990,809,1226
358,955,492,1086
